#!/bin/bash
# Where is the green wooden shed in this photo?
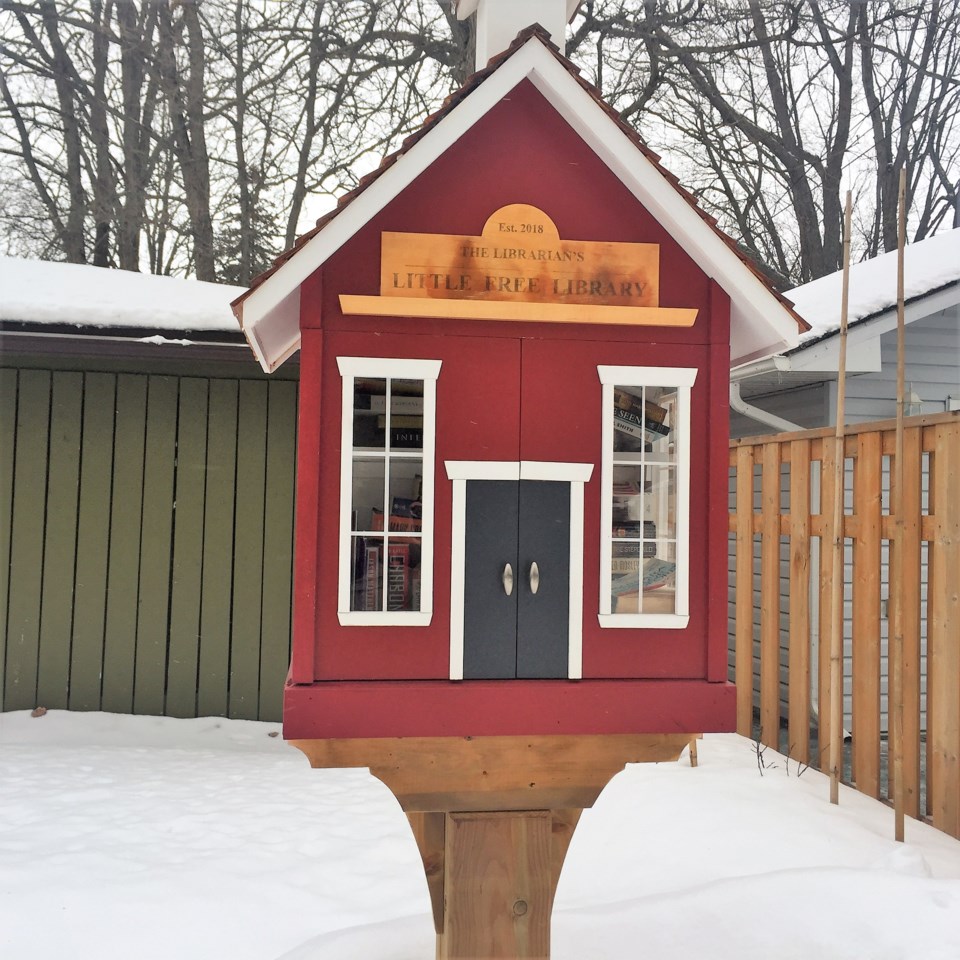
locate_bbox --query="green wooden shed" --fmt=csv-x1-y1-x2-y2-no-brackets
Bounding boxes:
0,257,298,721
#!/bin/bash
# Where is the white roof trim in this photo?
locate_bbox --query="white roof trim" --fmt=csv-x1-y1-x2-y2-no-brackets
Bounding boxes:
238,36,800,372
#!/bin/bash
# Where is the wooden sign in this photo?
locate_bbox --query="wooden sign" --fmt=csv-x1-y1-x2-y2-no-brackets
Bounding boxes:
380,204,659,307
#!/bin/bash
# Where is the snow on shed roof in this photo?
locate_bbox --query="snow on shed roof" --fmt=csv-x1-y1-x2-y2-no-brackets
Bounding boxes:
786,227,960,349
0,256,245,335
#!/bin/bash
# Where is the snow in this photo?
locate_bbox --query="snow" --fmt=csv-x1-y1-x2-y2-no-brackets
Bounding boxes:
786,227,960,346
0,256,246,333
2,711,959,960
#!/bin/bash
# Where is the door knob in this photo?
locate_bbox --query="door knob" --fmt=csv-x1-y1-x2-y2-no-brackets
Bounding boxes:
529,561,540,594
502,563,514,596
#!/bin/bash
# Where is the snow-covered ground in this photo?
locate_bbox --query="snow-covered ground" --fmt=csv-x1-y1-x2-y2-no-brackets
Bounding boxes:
2,711,959,960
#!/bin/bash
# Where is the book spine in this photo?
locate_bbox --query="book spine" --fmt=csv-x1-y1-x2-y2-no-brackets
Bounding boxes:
368,395,423,414
387,543,410,611
363,544,380,611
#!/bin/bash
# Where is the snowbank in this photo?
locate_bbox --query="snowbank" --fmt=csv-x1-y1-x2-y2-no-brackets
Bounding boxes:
1,711,959,959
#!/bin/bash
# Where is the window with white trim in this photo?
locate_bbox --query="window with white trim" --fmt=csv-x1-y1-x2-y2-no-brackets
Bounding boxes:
597,366,697,629
337,357,441,626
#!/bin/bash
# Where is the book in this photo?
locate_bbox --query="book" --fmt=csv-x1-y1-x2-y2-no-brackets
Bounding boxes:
613,409,670,444
612,520,656,539
609,557,677,598
386,542,410,611
372,508,422,535
356,394,423,415
614,389,669,426
612,541,657,558
390,496,422,520
390,427,423,449
363,543,380,611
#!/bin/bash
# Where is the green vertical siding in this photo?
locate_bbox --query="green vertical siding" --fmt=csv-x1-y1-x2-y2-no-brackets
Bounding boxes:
197,378,239,717
5,370,51,711
101,374,148,714
0,364,297,721
36,371,83,709
0,368,20,707
166,378,210,718
260,380,298,721
134,375,178,716
69,373,116,711
230,380,268,720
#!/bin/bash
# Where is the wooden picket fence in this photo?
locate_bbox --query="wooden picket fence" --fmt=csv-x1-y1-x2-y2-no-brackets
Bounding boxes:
729,411,960,839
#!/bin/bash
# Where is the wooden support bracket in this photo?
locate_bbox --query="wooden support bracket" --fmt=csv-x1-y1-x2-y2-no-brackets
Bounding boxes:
292,733,695,959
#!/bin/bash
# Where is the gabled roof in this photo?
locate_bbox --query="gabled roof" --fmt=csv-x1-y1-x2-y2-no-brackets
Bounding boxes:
233,26,806,373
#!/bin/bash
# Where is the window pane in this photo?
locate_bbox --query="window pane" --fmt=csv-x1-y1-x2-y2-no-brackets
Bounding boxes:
645,463,676,540
351,536,383,611
388,378,424,451
386,540,421,612
388,459,423,534
642,542,677,615
352,457,386,532
353,377,386,450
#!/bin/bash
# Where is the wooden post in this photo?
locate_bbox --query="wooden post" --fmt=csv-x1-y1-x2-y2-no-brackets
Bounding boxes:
891,168,907,841
292,733,694,958
829,192,853,806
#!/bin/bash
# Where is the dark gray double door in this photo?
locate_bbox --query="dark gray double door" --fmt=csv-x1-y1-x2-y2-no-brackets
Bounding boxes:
462,479,570,679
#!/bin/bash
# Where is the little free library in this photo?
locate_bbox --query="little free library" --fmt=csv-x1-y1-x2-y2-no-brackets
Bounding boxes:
233,17,803,960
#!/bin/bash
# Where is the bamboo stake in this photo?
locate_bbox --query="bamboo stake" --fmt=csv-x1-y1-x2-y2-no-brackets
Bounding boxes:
829,193,853,805
892,169,907,841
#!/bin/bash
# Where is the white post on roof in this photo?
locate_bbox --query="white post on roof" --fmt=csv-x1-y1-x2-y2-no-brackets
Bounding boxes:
456,0,579,69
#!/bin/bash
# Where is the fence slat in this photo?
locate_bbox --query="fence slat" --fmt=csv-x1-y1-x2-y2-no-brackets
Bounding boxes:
69,373,116,711
5,370,49,711
817,438,837,771
259,380,297,722
928,422,960,838
36,372,83,710
788,439,811,764
166,378,210,718
735,445,754,736
760,443,781,748
198,379,238,718
229,380,268,720
0,369,19,709
895,425,923,817
133,376,178,716
102,375,147,714
852,432,882,797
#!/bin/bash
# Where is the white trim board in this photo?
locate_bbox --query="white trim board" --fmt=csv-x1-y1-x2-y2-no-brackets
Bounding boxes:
237,36,801,373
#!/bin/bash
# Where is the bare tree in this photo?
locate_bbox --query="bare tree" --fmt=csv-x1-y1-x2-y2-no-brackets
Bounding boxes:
0,0,956,286
568,0,960,284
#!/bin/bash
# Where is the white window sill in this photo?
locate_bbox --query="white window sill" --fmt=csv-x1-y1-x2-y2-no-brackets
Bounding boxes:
338,611,433,627
597,613,690,630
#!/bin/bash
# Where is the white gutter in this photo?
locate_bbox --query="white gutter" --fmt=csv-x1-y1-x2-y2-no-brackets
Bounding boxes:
729,381,803,433
730,353,791,383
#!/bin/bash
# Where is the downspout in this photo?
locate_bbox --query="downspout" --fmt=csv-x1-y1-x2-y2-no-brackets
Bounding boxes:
729,381,803,433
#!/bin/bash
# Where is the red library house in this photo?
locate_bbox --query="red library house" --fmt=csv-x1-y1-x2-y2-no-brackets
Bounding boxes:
234,4,804,955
